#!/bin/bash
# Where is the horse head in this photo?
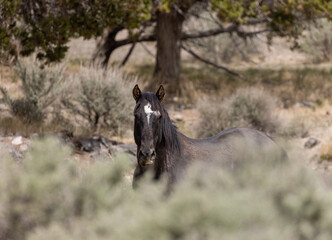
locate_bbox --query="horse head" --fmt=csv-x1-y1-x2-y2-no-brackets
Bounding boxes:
132,84,166,170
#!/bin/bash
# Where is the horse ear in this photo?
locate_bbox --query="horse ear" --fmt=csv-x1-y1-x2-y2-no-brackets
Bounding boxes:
156,85,165,102
132,84,142,101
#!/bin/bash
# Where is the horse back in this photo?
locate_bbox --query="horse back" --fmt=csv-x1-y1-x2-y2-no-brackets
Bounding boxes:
183,127,287,168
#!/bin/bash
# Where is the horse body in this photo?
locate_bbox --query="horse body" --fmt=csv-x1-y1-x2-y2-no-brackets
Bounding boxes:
132,85,287,187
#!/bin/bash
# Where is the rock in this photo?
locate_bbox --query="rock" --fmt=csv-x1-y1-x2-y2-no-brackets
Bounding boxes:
58,130,113,155
304,137,320,149
12,136,23,145
293,102,302,108
75,137,101,153
19,144,29,152
10,149,24,160
293,101,315,109
174,114,183,122
176,104,186,110
301,131,309,138
302,101,315,108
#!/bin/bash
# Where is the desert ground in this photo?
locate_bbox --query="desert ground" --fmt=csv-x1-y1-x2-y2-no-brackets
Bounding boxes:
1,34,331,174
1,24,332,240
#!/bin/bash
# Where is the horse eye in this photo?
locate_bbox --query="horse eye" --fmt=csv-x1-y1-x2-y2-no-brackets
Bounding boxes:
133,103,141,115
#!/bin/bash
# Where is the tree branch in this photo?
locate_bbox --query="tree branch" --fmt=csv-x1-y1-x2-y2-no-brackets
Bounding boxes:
114,25,239,47
95,24,270,69
116,34,156,46
91,25,124,68
182,24,238,40
246,18,269,25
140,42,155,57
120,41,137,67
181,45,246,80
114,25,269,49
236,28,271,38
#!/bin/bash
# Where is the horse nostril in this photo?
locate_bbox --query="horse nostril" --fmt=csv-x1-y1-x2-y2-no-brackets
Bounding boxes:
151,150,156,157
139,149,155,158
139,148,155,166
140,150,146,157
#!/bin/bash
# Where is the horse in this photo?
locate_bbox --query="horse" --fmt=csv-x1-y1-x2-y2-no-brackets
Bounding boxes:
132,84,288,188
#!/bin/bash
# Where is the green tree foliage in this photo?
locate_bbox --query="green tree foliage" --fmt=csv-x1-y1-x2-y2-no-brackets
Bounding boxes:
211,0,332,41
0,0,151,63
0,0,331,65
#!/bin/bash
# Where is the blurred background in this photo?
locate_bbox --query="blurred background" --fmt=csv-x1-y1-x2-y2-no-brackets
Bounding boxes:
0,1,331,239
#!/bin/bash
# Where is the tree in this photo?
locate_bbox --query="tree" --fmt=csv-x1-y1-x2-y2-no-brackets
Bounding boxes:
0,0,151,63
1,0,331,93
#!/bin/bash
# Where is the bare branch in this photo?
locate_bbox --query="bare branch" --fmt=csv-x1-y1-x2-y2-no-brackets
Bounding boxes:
182,24,238,40
112,25,269,50
116,34,156,46
140,42,155,57
246,18,269,25
94,23,270,68
120,42,137,67
181,45,246,80
236,28,271,38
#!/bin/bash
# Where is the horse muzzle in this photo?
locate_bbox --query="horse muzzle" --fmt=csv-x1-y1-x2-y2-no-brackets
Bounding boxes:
138,148,156,167
142,157,154,166
138,156,155,167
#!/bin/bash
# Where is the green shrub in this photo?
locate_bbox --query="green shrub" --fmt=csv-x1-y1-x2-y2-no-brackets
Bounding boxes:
61,67,136,135
0,137,132,240
0,58,65,123
197,87,279,138
0,137,332,240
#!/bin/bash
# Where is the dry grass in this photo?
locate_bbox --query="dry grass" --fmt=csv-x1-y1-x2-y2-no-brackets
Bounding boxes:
1,36,331,142
277,101,332,132
128,62,332,106
0,65,21,98
300,19,332,63
0,114,74,137
320,141,332,163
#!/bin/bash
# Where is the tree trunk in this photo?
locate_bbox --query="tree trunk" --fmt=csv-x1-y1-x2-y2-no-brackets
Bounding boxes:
153,10,184,94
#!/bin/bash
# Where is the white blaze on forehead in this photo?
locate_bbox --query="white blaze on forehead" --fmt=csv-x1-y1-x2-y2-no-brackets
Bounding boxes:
144,103,160,124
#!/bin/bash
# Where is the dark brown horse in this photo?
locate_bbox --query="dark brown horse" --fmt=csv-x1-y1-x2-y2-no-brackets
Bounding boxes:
132,85,287,188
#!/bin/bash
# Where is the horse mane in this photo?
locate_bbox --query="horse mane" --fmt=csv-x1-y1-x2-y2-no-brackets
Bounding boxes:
141,93,181,155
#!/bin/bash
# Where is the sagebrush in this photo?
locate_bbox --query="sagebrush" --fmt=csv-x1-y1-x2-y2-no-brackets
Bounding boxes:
197,87,279,138
0,137,132,240
61,67,136,135
0,138,331,240
0,58,65,123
